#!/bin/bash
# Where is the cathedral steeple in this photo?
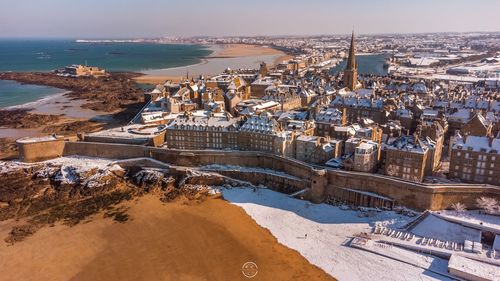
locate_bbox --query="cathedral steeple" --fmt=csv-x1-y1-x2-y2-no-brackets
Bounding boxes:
343,30,358,91
346,30,356,70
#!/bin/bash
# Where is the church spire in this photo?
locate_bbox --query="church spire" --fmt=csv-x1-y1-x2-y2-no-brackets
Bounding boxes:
343,30,358,91
346,30,356,70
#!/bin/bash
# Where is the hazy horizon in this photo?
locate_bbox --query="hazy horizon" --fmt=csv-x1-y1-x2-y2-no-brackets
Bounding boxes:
1,0,499,38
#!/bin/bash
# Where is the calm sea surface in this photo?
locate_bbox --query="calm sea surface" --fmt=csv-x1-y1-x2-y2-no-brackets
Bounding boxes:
330,54,388,76
0,39,212,107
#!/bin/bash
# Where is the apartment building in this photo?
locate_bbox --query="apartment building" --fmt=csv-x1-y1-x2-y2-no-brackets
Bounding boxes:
449,136,500,185
383,136,429,182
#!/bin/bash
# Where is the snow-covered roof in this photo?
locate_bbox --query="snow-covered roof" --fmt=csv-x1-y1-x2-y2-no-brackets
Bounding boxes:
315,108,342,123
240,114,284,136
453,136,500,153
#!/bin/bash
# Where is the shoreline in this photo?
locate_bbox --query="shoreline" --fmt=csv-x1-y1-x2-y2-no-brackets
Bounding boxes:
3,90,71,110
135,43,292,84
0,72,146,159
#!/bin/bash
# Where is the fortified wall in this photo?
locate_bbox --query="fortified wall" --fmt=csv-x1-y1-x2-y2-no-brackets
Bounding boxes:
18,139,500,211
16,136,66,162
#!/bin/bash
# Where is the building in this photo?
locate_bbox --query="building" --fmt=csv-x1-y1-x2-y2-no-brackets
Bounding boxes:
343,31,359,91
461,113,492,137
330,95,387,124
238,113,290,155
165,111,239,150
314,107,345,137
342,138,379,173
449,135,500,185
262,84,302,111
418,121,445,174
353,141,379,172
59,64,106,77
295,135,342,165
383,136,429,182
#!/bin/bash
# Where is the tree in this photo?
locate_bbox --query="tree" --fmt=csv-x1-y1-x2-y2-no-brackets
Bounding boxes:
451,202,467,214
475,197,499,214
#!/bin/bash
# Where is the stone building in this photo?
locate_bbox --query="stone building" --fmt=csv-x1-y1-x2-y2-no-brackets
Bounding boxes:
60,64,106,77
238,113,290,155
418,121,445,174
353,141,379,173
165,112,240,150
394,106,415,132
447,108,473,135
449,135,500,185
262,85,302,111
314,107,346,137
383,136,429,182
460,113,492,137
295,135,342,165
331,95,387,124
250,77,280,98
342,138,379,173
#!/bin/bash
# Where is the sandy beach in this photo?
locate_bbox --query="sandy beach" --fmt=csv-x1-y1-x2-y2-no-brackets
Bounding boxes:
135,44,292,85
0,194,333,281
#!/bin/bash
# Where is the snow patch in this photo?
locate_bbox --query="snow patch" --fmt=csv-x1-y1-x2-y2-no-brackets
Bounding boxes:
222,188,451,281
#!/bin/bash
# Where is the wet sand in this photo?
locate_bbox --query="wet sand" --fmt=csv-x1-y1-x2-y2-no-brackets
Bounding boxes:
8,92,113,121
0,195,333,281
211,44,284,57
136,44,292,85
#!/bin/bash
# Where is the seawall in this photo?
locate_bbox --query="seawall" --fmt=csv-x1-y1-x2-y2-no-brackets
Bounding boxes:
21,140,500,211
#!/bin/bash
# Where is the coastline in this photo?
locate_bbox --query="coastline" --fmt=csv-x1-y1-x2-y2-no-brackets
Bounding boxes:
0,72,146,159
4,91,70,110
134,44,292,84
0,43,292,158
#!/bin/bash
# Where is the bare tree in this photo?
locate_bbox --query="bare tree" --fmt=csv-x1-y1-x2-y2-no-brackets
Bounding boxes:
475,197,499,214
451,202,467,214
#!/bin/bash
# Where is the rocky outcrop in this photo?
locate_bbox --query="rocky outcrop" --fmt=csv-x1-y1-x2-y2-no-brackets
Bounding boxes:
0,161,217,243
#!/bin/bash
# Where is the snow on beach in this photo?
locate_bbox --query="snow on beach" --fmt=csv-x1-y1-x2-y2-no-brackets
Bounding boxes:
223,188,453,281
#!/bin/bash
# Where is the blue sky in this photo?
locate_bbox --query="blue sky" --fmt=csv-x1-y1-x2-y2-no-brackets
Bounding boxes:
0,0,498,38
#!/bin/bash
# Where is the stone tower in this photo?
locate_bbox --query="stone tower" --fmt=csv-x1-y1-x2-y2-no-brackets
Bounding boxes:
259,61,268,77
343,31,358,91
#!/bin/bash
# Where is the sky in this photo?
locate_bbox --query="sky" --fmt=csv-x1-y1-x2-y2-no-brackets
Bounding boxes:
0,0,499,38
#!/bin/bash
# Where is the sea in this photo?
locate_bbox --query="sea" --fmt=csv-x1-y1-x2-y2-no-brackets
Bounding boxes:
0,39,212,108
0,39,387,108
330,54,388,76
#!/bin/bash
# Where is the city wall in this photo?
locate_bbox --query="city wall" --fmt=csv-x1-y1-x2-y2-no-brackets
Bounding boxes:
20,140,500,211
16,137,66,162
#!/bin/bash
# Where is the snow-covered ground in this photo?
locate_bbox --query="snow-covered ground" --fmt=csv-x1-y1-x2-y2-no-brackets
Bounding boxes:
201,164,302,181
412,214,482,243
223,188,454,281
436,210,500,234
0,156,122,186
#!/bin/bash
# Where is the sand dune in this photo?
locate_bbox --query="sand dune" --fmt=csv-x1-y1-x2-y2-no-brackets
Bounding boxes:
0,195,334,281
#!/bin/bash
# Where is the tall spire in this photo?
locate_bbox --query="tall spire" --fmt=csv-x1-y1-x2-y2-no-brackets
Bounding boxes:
346,30,356,70
343,30,358,91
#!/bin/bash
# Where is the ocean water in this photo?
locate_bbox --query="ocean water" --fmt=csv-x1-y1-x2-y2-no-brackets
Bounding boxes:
0,39,212,72
0,80,65,108
330,54,388,76
0,39,213,107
